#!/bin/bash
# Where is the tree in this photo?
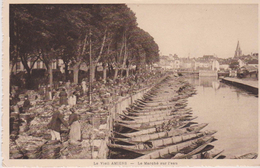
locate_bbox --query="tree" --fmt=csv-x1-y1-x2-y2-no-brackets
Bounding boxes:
10,5,56,89
229,60,239,70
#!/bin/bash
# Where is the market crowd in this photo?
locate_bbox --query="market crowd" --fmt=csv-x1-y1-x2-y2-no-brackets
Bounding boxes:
10,70,166,144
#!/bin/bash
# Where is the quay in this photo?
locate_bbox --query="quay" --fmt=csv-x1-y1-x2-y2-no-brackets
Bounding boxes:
221,77,258,95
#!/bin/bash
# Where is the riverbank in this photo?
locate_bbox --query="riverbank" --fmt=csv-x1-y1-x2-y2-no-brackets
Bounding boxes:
220,77,258,95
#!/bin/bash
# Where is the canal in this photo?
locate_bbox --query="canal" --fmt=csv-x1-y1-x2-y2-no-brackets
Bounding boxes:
186,76,258,158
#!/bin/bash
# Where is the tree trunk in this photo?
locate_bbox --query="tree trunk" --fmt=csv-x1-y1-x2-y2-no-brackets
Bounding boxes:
25,72,32,90
73,63,81,84
48,62,53,87
89,64,96,83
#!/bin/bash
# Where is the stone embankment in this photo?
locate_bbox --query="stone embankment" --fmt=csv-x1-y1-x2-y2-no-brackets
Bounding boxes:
221,77,258,94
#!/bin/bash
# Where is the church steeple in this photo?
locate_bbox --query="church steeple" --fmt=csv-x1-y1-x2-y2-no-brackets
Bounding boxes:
234,41,242,58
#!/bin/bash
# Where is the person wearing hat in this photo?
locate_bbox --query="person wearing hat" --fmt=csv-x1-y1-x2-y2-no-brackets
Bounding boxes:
47,106,69,141
68,108,81,143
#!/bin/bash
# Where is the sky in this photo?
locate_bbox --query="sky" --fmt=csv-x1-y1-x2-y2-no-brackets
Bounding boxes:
127,4,258,58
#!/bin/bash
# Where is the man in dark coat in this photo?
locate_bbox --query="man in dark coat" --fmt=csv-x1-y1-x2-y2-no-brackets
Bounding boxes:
47,107,69,141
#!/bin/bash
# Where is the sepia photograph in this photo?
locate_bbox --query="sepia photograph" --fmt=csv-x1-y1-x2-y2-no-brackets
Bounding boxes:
3,1,259,167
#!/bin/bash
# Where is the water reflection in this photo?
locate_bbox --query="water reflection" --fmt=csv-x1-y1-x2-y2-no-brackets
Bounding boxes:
199,77,217,88
186,76,258,158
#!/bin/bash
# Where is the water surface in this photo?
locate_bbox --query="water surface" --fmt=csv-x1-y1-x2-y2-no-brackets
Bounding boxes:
186,76,258,158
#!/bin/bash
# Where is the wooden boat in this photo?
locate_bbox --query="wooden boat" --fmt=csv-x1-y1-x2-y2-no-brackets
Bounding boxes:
216,155,226,159
120,111,192,121
126,108,192,116
125,109,173,116
133,101,185,108
137,96,180,104
114,127,157,138
189,145,218,159
131,102,187,110
136,136,214,159
172,143,214,159
135,99,187,107
205,149,225,159
143,130,217,147
113,123,209,143
117,114,192,124
229,153,258,159
114,123,208,138
109,131,216,155
128,106,190,115
116,115,196,130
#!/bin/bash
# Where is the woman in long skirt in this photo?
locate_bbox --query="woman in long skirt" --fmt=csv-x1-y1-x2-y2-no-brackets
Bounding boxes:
68,108,81,143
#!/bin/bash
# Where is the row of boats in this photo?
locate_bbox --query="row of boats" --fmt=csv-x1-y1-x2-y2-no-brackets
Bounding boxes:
108,75,258,159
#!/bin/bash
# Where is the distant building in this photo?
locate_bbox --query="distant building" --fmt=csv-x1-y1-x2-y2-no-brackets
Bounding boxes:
238,59,246,68
159,55,180,69
174,59,180,69
195,60,212,70
247,59,258,68
219,64,229,71
234,41,242,58
180,58,194,70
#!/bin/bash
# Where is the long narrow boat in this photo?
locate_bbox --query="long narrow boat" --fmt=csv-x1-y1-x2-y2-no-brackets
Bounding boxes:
136,96,181,104
120,111,192,121
116,115,196,130
204,149,225,159
133,101,186,108
171,143,214,159
109,131,216,155
134,99,188,107
126,108,192,116
117,114,192,124
131,102,187,111
229,153,258,159
136,136,214,159
114,123,208,138
188,146,223,159
117,130,216,146
113,123,209,144
126,105,189,114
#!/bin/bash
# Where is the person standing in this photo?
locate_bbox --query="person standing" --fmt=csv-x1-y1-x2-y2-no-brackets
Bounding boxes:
47,107,69,141
68,92,76,107
72,91,77,105
23,95,31,113
68,108,81,143
59,88,68,105
81,80,87,95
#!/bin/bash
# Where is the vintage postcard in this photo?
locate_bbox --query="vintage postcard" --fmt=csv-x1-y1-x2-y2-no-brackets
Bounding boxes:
2,0,260,167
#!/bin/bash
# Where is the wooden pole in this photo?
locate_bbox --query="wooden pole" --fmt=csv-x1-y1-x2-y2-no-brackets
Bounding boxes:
89,29,92,105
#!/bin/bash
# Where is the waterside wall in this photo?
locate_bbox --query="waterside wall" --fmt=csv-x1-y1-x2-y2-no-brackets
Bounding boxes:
92,76,168,159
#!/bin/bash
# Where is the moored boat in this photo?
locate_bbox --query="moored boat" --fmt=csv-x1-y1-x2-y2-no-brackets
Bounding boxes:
136,136,215,159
